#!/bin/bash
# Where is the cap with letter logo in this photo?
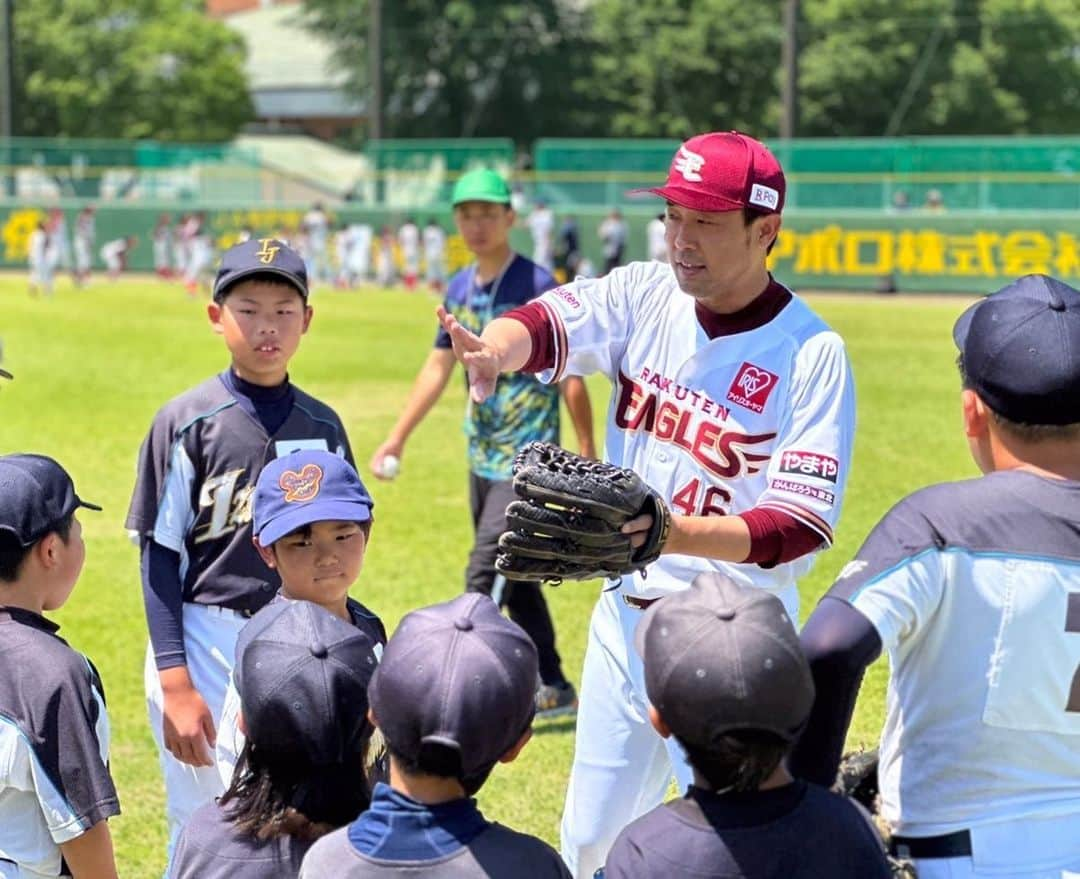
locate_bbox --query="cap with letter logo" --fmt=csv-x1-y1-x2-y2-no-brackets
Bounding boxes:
632,131,786,215
212,237,309,302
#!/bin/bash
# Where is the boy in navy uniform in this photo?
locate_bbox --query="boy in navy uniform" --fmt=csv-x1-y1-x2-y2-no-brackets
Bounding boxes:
603,573,891,879
300,593,571,878
170,601,382,878
0,455,120,879
792,274,1080,878
126,238,355,862
215,449,386,783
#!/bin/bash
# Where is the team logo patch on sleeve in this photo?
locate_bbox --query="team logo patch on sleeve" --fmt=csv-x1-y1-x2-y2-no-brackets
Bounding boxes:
279,464,323,502
778,450,840,483
726,362,780,414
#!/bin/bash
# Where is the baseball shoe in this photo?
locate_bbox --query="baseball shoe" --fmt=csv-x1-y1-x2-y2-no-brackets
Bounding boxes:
535,681,578,719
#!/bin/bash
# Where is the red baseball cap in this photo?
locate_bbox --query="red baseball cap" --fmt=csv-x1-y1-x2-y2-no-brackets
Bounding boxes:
633,131,786,214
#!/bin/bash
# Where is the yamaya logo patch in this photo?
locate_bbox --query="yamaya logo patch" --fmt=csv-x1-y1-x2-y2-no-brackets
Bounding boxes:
279,464,323,502
726,362,779,414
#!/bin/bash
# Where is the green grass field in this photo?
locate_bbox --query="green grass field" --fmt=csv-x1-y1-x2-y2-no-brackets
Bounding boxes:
0,275,979,877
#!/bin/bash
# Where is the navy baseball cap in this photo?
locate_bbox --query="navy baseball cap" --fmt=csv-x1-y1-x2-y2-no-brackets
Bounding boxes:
953,274,1080,426
212,237,309,302
368,593,538,780
234,600,379,765
253,450,374,546
0,454,101,547
635,573,814,746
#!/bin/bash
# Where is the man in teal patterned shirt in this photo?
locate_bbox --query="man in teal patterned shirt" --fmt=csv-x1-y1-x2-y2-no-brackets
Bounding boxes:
371,169,595,716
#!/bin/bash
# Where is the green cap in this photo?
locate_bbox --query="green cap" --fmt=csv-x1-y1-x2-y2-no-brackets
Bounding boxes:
452,168,511,206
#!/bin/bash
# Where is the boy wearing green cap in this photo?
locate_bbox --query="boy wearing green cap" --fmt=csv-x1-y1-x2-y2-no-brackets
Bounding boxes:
370,169,595,717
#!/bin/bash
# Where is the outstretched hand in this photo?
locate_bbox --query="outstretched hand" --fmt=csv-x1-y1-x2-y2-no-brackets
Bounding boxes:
437,306,502,403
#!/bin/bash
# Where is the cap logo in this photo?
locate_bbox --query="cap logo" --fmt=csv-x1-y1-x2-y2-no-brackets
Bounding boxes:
255,238,280,264
748,184,779,210
279,464,323,502
673,145,706,183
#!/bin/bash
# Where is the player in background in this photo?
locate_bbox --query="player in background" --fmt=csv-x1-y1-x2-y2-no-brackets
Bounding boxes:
437,132,856,877
603,574,891,879
374,225,396,287
100,235,137,280
73,205,96,287
172,214,191,282
553,215,581,284
302,202,330,286
333,222,352,289
0,454,121,879
422,217,447,293
398,217,421,291
344,221,374,288
126,238,355,865
371,168,596,719
597,207,628,275
47,207,72,280
646,212,667,262
153,213,174,278
28,219,55,297
790,274,1080,879
183,212,213,297
214,449,386,784
527,199,556,271
170,602,381,879
299,593,572,879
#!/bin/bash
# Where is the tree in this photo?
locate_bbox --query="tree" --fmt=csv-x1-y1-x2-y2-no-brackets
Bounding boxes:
584,0,785,138
14,0,253,141
300,0,597,140
798,0,1080,136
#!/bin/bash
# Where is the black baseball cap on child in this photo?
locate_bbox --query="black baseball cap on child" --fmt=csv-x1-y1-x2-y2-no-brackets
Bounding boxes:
368,593,538,780
953,274,1080,426
0,454,101,547
212,237,309,302
234,600,379,766
635,572,815,747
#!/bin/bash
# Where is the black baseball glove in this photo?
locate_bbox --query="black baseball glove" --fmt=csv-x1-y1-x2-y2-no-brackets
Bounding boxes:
496,442,672,584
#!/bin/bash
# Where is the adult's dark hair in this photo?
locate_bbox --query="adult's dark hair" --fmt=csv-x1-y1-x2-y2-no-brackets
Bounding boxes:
679,729,790,793
220,738,375,841
742,207,779,255
957,354,1080,442
0,514,74,582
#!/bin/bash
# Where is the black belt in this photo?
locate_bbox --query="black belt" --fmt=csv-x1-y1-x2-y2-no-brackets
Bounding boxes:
890,830,972,859
622,594,660,611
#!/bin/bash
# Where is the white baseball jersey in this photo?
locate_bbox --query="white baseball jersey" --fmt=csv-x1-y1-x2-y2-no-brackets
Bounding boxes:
833,470,1080,842
398,223,420,273
533,260,856,612
646,218,667,262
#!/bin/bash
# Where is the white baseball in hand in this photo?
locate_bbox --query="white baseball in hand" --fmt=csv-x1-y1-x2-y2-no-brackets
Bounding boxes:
380,455,401,479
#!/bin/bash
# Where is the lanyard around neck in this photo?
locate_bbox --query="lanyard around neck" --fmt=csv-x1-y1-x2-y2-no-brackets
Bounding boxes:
465,253,516,320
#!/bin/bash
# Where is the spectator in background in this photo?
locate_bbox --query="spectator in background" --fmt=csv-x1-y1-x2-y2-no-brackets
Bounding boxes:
423,218,447,294
597,208,628,275
923,189,946,213
398,217,421,291
646,212,667,262
153,213,174,279
73,205,96,287
554,215,581,284
302,203,330,285
527,200,556,271
101,235,138,281
891,190,911,212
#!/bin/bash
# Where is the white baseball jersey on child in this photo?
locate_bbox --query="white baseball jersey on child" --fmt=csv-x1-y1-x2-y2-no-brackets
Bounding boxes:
534,260,855,615
525,259,855,879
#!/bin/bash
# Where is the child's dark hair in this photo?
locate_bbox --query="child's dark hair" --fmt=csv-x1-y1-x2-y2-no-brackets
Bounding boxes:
221,736,376,841
385,739,493,798
679,729,790,793
0,514,74,582
214,272,306,305
957,354,1080,441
